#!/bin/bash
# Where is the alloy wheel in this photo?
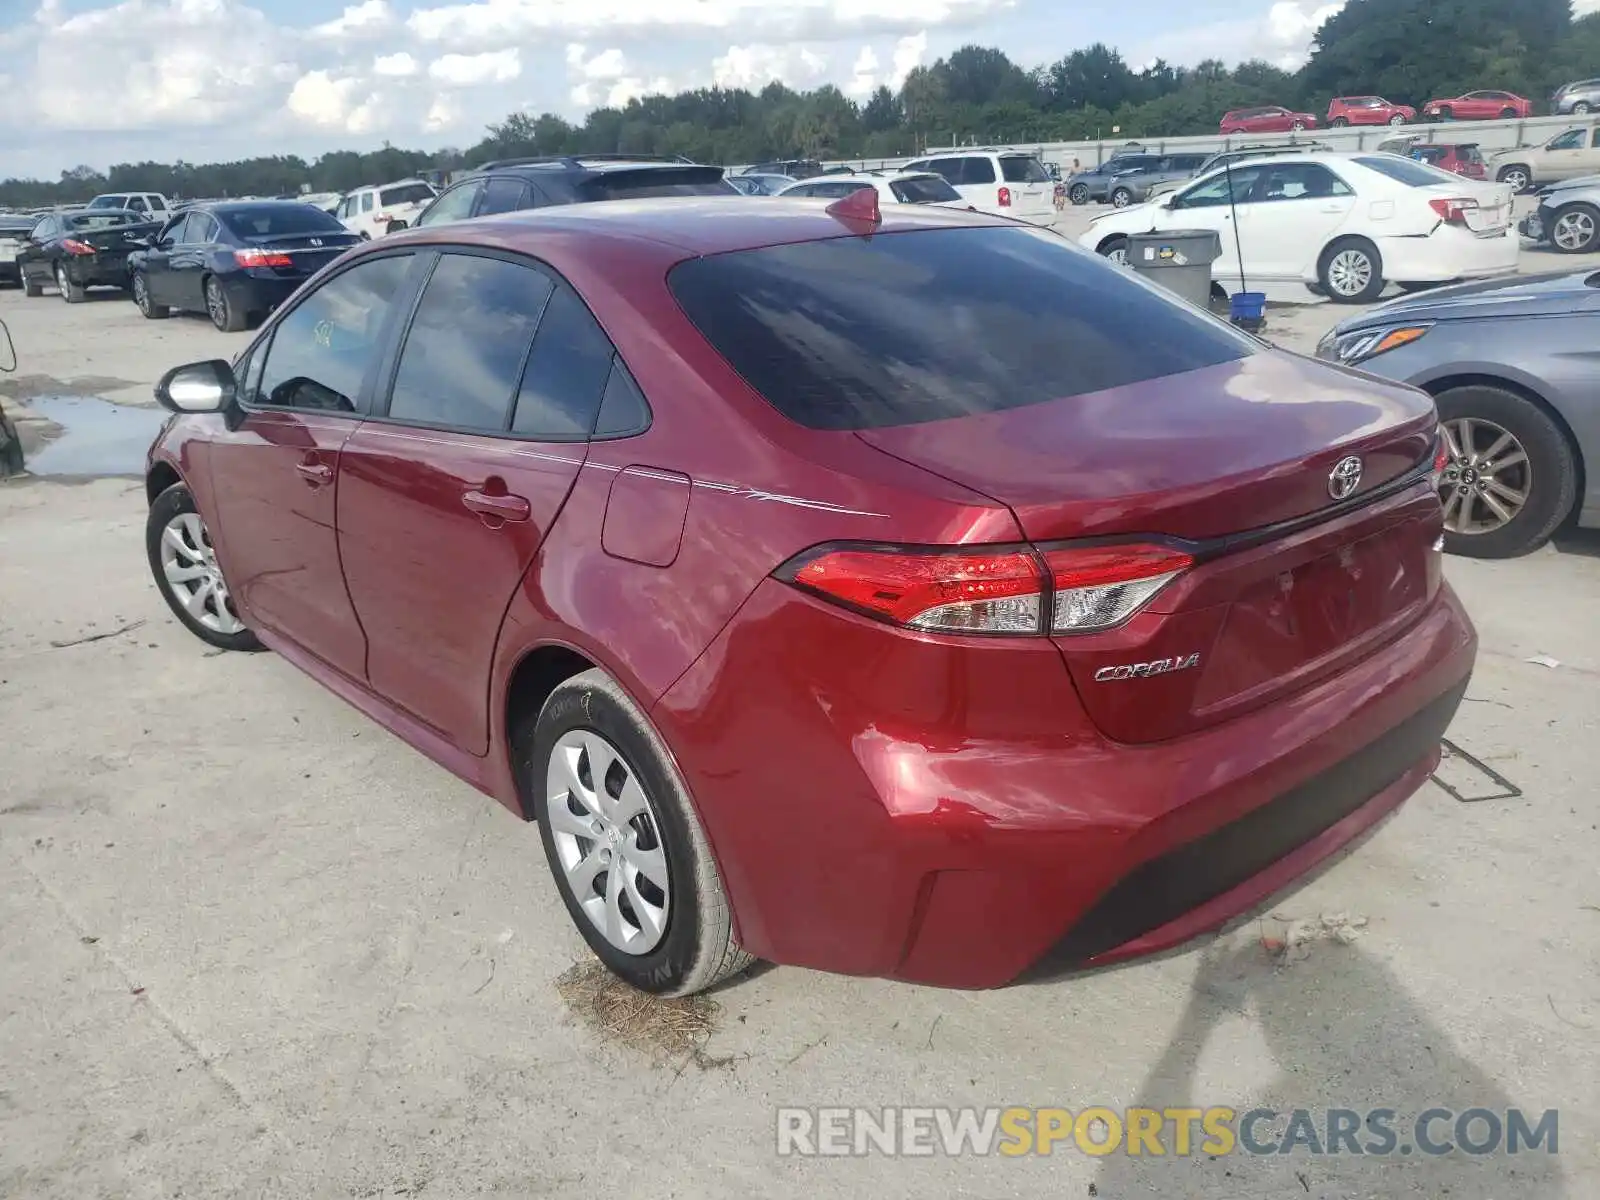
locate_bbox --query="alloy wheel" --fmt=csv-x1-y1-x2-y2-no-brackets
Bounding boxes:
1575,102,1592,115
1438,417,1531,537
1501,168,1529,193
1106,244,1130,267
55,264,70,298
206,280,227,328
1070,184,1089,205
1326,249,1373,297
1111,189,1131,208
1552,208,1597,252
159,511,244,635
545,729,671,955
1389,114,1405,125
133,273,149,314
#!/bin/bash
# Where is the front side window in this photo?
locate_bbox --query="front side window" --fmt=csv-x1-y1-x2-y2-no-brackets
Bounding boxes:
388,254,555,432
255,254,414,413
668,225,1254,431
1548,130,1585,151
1175,164,1267,208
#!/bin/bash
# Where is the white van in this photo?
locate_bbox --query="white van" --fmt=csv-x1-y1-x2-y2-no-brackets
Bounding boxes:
901,151,1056,222
335,179,439,239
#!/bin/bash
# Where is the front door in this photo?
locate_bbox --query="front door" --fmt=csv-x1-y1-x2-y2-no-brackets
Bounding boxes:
1237,162,1358,281
1163,163,1270,290
336,250,617,753
206,252,420,680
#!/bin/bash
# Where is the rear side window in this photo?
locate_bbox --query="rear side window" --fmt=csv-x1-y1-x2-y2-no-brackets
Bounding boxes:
669,226,1254,431
999,157,1049,183
389,254,554,432
890,176,960,204
512,287,616,439
380,183,435,207
1353,155,1461,186
962,157,998,184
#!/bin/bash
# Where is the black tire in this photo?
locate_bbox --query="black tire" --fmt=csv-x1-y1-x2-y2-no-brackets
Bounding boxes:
522,669,753,997
132,271,169,319
22,267,42,298
55,263,84,303
1331,117,1349,128
1389,114,1407,125
1434,386,1578,559
1069,183,1090,206
1096,234,1131,266
1318,237,1385,304
1575,102,1592,115
204,276,248,332
1110,187,1133,208
1499,107,1517,119
145,483,261,651
1497,164,1533,194
1548,203,1600,255
1397,281,1448,293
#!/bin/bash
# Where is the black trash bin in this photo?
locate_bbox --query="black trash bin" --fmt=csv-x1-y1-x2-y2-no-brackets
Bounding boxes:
1126,230,1223,309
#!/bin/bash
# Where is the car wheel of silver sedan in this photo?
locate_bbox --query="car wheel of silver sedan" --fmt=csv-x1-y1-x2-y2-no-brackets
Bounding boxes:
145,482,260,650
1434,386,1578,559
1550,204,1600,254
525,669,754,996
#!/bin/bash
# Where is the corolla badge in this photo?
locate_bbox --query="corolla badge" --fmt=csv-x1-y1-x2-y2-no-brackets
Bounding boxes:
1328,455,1364,500
1094,653,1201,683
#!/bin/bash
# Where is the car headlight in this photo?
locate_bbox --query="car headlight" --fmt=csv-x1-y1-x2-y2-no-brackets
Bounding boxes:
1315,323,1433,365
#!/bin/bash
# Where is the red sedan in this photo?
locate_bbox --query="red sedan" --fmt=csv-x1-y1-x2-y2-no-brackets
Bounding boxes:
1423,91,1533,121
1220,106,1319,134
1327,96,1417,127
143,191,1476,995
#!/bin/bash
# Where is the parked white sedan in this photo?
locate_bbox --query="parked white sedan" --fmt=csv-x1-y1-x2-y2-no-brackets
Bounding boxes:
1079,152,1518,303
775,171,968,208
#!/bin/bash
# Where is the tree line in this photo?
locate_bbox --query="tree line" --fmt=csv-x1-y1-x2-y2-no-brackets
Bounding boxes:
2,0,1595,207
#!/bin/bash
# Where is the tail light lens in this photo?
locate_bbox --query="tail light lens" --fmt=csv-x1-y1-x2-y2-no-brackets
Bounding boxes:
997,186,1012,207
61,239,95,255
1429,197,1479,224
781,542,1192,636
234,248,294,268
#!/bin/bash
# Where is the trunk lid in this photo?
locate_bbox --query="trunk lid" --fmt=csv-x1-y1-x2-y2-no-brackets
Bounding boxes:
857,350,1441,743
242,231,361,278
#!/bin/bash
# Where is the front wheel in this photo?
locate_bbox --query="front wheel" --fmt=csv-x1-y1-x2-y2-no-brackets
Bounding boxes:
1389,114,1406,125
1497,165,1532,194
1291,120,1307,131
1574,102,1592,115
1500,108,1517,119
1434,387,1578,559
1549,203,1600,254
1318,238,1385,304
1097,235,1130,268
146,483,260,651
524,669,753,996
1110,187,1133,208
1438,106,1454,121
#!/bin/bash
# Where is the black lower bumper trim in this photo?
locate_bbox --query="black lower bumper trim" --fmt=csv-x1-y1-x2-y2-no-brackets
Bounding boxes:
1027,678,1468,973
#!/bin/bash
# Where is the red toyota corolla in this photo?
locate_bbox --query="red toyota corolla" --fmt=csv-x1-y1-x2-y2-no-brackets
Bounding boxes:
144,192,1476,996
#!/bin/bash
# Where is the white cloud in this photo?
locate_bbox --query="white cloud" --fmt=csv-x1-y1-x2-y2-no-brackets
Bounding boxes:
1132,0,1346,71
846,46,879,98
888,31,925,87
373,51,419,77
310,0,394,38
427,48,522,85
286,69,377,132
564,43,678,107
712,44,829,90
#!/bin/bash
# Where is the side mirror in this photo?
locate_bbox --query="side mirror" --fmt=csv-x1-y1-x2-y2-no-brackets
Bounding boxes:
155,360,236,414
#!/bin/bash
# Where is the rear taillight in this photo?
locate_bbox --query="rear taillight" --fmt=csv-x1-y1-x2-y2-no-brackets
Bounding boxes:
997,186,1012,207
780,542,1192,636
1429,197,1479,224
61,239,95,255
234,248,294,268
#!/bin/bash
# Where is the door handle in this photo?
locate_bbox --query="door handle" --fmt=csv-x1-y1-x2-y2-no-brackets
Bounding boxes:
295,460,334,486
462,489,531,522
1321,204,1346,213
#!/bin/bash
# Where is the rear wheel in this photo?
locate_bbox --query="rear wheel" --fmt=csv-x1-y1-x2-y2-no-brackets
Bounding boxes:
1097,235,1130,268
1318,237,1384,304
22,266,42,298
1434,386,1577,558
1575,101,1593,115
523,669,753,996
1331,117,1349,128
1110,187,1133,208
55,263,84,303
1497,165,1532,193
132,271,169,319
1069,183,1089,206
204,276,247,332
1549,203,1600,254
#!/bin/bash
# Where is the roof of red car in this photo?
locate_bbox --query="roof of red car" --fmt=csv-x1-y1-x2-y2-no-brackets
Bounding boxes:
386,196,1013,261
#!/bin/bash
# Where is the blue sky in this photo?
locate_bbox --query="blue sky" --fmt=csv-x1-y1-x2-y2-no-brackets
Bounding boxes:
0,0,1348,179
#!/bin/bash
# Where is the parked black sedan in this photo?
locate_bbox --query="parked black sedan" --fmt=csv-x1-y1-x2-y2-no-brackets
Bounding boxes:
18,209,163,301
130,201,361,331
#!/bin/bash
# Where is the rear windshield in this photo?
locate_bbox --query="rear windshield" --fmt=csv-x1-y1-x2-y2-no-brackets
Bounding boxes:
581,168,737,200
379,183,435,207
219,204,349,240
668,226,1254,431
1000,156,1051,183
87,196,127,209
890,176,960,203
67,211,141,229
1354,155,1461,187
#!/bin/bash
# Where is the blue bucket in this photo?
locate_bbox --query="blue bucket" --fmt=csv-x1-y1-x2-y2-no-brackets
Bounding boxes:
1230,291,1267,331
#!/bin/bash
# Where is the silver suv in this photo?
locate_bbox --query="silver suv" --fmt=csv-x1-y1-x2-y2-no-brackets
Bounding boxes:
1553,79,1600,116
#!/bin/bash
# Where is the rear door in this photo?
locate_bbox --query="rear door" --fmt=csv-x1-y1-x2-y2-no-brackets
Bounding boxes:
336,250,614,753
474,176,532,216
1238,162,1358,281
168,211,216,310
205,252,421,680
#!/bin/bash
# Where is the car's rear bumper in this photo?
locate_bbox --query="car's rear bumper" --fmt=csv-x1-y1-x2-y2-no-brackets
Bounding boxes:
61,255,135,287
1376,224,1520,283
657,571,1476,989
220,273,305,316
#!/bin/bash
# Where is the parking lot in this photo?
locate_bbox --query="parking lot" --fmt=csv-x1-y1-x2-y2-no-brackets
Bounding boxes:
2,223,1599,1199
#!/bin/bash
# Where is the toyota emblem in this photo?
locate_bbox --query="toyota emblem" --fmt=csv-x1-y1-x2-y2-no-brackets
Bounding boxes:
1328,455,1364,500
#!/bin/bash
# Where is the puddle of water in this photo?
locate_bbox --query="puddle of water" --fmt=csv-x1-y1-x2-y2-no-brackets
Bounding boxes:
21,394,168,478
